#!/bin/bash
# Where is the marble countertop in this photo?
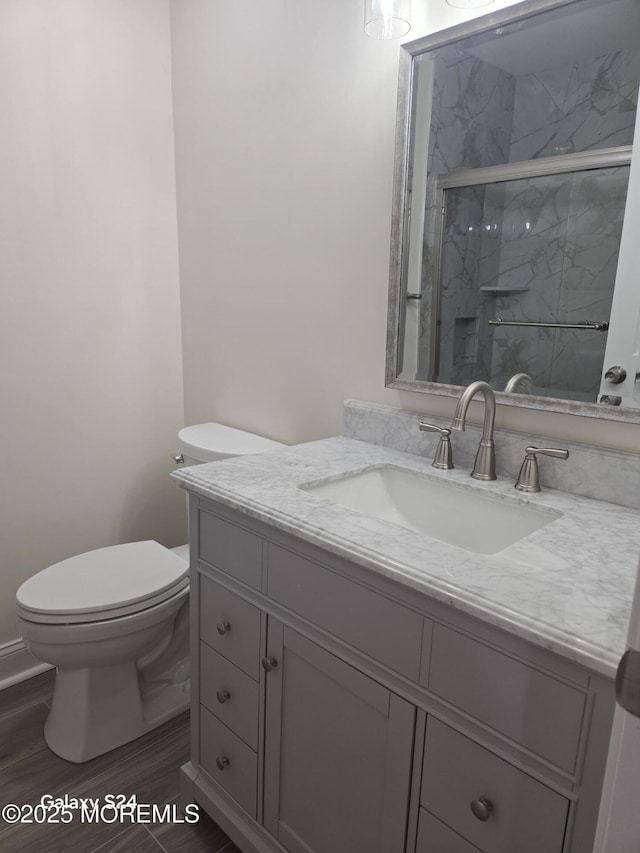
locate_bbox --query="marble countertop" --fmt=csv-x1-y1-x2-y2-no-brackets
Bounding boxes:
172,436,640,678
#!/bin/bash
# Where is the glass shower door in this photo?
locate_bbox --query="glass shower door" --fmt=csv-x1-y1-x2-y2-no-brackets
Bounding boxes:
435,163,630,402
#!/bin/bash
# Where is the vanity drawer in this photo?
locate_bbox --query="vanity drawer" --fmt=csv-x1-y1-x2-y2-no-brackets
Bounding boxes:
266,543,424,680
200,706,257,818
200,575,261,680
416,810,480,853
421,717,569,853
428,623,586,772
200,642,260,750
199,510,263,589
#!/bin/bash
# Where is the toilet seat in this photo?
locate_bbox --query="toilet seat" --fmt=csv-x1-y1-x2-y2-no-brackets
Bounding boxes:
16,541,188,625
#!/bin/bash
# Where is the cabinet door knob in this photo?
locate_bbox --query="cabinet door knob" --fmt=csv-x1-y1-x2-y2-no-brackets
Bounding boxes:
261,656,278,672
216,688,231,704
470,796,493,821
216,621,231,635
216,755,230,771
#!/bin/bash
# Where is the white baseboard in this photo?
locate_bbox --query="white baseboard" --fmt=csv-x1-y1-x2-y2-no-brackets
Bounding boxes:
0,639,52,691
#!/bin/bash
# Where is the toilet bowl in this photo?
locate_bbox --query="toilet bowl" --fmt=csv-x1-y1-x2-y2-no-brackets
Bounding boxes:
16,423,285,763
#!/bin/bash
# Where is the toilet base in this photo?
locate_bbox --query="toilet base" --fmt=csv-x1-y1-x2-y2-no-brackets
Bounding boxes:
44,660,190,763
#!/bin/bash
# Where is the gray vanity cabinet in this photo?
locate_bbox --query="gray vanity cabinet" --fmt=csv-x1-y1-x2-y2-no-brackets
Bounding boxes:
183,497,615,853
262,620,415,853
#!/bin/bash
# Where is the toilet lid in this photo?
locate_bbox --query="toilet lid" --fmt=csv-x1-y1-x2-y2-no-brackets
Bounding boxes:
16,541,188,622
178,422,286,462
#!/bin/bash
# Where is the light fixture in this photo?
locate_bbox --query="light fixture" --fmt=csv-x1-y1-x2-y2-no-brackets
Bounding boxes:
364,0,411,39
446,0,495,8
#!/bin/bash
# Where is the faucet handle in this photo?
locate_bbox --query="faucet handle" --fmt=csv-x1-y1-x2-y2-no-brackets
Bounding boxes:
419,422,454,470
515,446,569,493
419,421,450,436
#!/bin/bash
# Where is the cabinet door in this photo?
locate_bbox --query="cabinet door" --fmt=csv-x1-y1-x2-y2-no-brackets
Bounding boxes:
263,620,415,853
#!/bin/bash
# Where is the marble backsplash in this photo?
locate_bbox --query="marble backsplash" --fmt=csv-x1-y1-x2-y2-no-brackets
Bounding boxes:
343,399,640,511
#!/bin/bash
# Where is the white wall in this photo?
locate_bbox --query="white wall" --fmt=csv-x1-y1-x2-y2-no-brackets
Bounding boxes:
171,0,640,454
0,0,185,645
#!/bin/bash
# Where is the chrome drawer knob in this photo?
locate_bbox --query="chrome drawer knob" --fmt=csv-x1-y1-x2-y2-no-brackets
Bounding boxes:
470,796,493,821
262,656,278,672
216,621,231,635
216,688,231,704
216,755,230,771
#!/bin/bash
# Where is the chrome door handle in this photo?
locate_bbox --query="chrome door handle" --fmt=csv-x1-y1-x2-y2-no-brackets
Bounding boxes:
604,366,627,384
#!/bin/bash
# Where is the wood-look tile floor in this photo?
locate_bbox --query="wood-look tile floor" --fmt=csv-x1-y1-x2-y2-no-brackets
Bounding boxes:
0,670,241,853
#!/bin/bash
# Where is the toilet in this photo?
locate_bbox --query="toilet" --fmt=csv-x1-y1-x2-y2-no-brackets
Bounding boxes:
16,423,285,763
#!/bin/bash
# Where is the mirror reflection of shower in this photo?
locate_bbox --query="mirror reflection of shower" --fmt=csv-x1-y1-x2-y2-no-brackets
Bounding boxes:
398,6,640,405
432,164,629,402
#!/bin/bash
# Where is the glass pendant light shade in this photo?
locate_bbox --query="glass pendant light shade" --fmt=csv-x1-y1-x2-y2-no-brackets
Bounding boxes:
446,0,495,8
364,0,411,39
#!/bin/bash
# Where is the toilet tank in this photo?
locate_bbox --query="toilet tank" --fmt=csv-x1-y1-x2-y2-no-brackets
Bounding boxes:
176,422,286,466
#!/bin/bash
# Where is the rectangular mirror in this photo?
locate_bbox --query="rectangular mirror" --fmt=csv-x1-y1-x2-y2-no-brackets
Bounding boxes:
386,0,640,422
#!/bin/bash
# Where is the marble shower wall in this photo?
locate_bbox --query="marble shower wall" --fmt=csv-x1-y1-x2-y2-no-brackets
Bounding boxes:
430,48,640,400
417,49,514,380
426,49,514,173
509,50,640,161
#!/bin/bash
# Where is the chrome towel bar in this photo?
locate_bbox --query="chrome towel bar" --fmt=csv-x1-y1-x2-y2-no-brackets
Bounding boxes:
489,317,609,331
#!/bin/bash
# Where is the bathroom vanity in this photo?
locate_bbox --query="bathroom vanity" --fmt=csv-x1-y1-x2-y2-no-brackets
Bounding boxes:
173,433,640,853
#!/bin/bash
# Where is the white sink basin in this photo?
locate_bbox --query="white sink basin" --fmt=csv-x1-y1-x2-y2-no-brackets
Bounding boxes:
300,465,561,555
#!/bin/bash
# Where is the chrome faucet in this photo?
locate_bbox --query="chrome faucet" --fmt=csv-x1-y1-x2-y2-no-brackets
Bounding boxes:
451,381,497,480
504,372,534,394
